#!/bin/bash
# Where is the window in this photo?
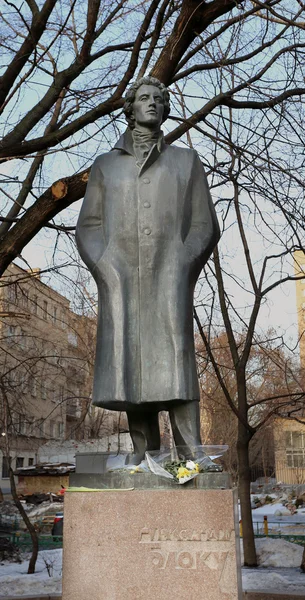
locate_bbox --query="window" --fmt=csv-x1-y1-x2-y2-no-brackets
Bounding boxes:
59,386,65,403
16,457,24,469
59,356,66,369
67,393,80,417
61,311,67,329
43,300,48,320
53,306,57,323
7,284,17,303
8,369,19,390
7,411,14,434
20,290,28,309
19,330,27,349
37,419,45,437
58,386,64,401
1,456,11,478
15,413,23,434
28,458,34,466
29,377,37,397
7,324,15,336
57,422,64,438
7,324,16,345
68,331,78,346
286,431,305,468
41,382,47,400
20,420,27,435
50,420,56,438
27,417,34,436
31,295,38,314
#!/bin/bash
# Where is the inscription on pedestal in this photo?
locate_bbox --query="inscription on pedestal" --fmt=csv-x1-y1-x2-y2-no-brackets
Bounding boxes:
140,527,234,543
139,527,238,597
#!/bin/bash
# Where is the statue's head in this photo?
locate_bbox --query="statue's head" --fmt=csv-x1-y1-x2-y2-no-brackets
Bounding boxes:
124,76,170,130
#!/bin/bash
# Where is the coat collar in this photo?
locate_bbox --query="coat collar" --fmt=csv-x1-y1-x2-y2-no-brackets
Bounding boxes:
113,128,166,175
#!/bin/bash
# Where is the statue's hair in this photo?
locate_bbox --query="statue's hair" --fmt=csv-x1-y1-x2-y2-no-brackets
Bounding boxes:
123,76,170,129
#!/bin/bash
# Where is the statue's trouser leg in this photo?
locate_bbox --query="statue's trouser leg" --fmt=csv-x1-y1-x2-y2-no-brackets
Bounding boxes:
168,400,202,457
127,410,161,460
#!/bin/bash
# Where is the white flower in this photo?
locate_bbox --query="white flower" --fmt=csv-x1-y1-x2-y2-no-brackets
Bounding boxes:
178,475,192,484
186,460,196,470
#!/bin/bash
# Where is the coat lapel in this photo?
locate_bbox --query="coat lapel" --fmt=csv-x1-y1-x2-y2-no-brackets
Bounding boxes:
113,128,134,155
113,128,166,175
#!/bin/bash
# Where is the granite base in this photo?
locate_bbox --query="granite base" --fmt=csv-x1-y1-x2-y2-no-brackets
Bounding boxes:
69,470,231,489
62,483,242,600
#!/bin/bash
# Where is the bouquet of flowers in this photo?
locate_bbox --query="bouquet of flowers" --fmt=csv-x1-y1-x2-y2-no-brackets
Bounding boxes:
146,445,228,484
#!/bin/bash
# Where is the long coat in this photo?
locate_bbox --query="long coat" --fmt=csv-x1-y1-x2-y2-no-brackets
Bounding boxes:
76,129,220,411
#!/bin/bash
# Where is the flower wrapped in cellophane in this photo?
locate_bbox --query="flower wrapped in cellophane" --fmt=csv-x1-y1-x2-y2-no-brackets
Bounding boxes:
145,445,228,484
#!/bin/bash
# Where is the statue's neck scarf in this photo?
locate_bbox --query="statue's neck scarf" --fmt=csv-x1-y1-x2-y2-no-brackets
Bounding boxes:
132,127,163,165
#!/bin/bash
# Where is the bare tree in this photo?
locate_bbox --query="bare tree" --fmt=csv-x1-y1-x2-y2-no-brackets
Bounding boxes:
198,329,302,480
0,0,304,272
0,382,39,574
195,177,305,566
0,266,100,571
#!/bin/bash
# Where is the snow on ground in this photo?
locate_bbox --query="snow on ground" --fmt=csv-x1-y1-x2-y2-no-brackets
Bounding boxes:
253,537,303,567
241,538,305,595
0,550,62,597
0,539,304,597
252,501,305,518
242,567,305,594
253,502,292,516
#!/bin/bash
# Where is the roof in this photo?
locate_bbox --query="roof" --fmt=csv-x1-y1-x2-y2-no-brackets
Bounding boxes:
3,263,71,306
15,462,75,476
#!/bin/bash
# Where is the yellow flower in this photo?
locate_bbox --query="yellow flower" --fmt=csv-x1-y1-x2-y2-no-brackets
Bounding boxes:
177,467,191,479
130,465,141,474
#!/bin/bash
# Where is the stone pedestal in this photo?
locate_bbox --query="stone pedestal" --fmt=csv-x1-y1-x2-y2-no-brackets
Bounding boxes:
62,481,242,600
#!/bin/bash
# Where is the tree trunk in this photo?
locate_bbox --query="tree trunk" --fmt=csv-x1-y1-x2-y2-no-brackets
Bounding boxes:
300,545,305,572
9,468,39,574
0,486,3,502
238,422,257,566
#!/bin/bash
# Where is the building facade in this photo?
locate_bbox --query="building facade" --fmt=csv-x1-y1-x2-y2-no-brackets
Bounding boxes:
0,263,95,491
274,417,305,484
273,251,305,484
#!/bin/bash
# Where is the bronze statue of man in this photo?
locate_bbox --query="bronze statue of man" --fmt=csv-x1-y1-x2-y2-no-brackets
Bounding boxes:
76,76,220,460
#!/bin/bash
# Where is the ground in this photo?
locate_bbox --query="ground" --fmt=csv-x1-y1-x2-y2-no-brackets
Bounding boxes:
0,549,62,597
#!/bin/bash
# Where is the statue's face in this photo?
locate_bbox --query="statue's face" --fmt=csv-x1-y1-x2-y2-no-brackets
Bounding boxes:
132,84,164,129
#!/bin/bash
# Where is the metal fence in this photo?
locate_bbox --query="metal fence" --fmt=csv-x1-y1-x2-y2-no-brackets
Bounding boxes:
251,520,305,545
9,531,63,551
0,512,63,551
